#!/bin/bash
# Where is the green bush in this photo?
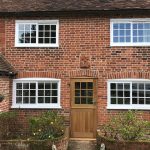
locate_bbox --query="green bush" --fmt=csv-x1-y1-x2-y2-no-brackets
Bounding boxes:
101,110,150,141
29,111,65,140
0,111,19,140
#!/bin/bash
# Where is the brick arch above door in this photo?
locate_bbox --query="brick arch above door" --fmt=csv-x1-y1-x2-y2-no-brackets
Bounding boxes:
69,69,99,78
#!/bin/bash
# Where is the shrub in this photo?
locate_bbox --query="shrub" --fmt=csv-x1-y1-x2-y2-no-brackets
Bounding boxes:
101,110,150,141
29,111,65,140
0,111,19,140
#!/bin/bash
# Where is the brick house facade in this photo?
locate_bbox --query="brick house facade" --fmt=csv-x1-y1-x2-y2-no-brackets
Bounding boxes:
0,0,150,138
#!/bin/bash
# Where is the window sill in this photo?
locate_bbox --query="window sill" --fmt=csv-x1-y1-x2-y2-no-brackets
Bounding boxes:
11,105,62,109
107,105,150,110
110,43,150,47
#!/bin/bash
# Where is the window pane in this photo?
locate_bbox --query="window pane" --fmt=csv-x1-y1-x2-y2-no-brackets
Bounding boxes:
81,90,86,96
25,24,30,31
45,90,50,96
38,83,44,89
75,90,80,96
45,32,50,37
124,98,130,104
30,90,36,96
52,90,57,96
52,83,57,89
51,38,56,43
31,31,36,37
113,30,118,36
75,82,80,89
87,90,93,96
38,97,44,103
87,82,93,89
39,38,43,43
45,25,50,30
139,91,144,97
19,24,24,30
120,23,125,29
111,83,116,89
118,83,123,89
126,30,130,35
132,98,138,104
45,97,51,103
16,90,22,96
38,90,44,96
132,91,138,97
16,97,22,104
81,82,86,89
23,83,29,89
45,83,51,89
52,97,57,103
113,37,118,43
75,97,80,104
113,24,118,29
111,91,116,97
139,98,144,104
146,98,150,104
30,83,36,89
118,91,123,97
118,98,123,104
133,24,137,29
146,84,150,90
124,91,130,97
120,37,125,42
51,25,56,30
45,38,50,43
81,97,86,104
39,32,44,37
111,98,116,104
23,90,29,96
87,98,93,104
23,97,29,104
132,84,137,90
146,91,150,97
31,38,36,43
51,32,56,37
126,37,131,42
30,97,36,104
124,83,130,90
39,25,43,30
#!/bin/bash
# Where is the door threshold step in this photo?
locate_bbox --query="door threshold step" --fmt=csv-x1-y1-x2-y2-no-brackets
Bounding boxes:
69,138,96,141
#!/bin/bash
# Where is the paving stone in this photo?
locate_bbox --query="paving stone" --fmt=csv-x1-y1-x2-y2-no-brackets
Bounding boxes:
68,140,96,150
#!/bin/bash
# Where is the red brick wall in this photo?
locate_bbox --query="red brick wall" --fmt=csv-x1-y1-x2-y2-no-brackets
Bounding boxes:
0,12,150,127
0,19,5,55
0,77,11,112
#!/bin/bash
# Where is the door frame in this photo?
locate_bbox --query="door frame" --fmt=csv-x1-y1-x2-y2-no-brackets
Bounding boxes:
70,78,98,138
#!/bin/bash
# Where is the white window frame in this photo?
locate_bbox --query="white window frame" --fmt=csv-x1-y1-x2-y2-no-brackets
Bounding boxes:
107,79,150,110
110,18,150,46
15,20,59,47
12,78,61,109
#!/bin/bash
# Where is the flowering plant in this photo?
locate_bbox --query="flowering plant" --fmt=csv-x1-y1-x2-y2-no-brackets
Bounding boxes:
29,111,65,140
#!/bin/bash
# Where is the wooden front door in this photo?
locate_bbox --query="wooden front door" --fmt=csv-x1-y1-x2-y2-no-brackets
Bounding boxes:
70,79,97,138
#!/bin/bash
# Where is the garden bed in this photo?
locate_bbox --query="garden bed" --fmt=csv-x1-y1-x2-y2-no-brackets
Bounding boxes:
0,128,69,150
97,135,150,150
